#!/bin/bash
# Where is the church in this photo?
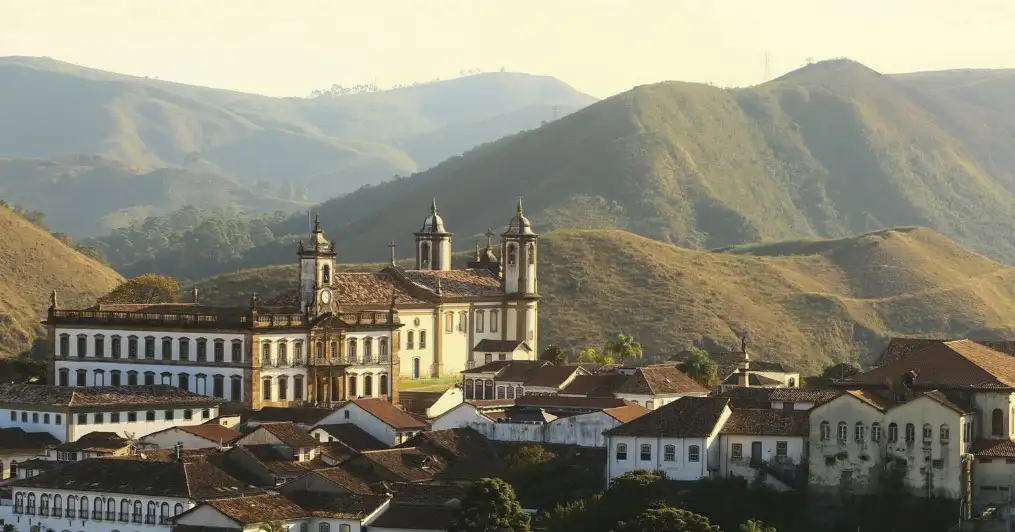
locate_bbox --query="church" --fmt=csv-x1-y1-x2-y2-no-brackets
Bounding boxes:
44,200,539,410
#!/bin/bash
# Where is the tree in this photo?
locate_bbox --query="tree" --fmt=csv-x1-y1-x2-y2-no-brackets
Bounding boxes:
98,274,182,305
259,521,286,532
540,345,567,365
605,333,643,362
820,362,861,380
739,520,776,532
448,477,530,532
3,523,19,532
677,348,718,387
613,507,719,532
578,347,614,365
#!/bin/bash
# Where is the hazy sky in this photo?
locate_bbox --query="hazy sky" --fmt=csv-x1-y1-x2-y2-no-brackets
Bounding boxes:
2,0,1015,98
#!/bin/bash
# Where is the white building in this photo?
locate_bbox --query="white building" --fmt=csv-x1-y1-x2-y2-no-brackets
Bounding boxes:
0,384,223,442
717,408,809,491
45,200,540,409
0,428,58,483
313,399,429,447
173,492,390,532
141,423,242,450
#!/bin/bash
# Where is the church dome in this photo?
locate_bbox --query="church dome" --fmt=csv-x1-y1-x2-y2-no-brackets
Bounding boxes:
419,197,448,233
503,198,537,236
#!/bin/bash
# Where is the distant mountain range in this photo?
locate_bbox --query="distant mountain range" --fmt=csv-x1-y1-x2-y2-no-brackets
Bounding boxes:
0,56,595,236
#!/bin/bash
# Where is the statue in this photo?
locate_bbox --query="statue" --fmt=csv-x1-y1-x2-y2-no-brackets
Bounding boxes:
49,289,58,310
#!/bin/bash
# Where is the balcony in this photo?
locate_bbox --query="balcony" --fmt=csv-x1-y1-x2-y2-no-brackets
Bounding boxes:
133,512,143,524
120,511,130,522
54,508,63,518
66,508,76,518
107,511,117,520
146,514,157,525
13,504,24,514
94,510,104,520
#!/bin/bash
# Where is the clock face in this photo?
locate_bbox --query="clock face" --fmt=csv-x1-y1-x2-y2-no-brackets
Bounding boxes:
320,289,332,304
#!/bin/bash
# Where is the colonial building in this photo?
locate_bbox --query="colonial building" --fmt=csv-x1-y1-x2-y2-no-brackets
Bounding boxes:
45,200,540,410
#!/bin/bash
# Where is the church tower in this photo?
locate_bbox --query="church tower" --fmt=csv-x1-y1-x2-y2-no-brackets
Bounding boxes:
501,199,539,352
414,198,452,270
298,214,337,316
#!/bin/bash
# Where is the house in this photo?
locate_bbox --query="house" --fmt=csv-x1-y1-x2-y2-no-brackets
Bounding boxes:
672,340,800,391
172,491,391,532
612,364,709,409
470,339,534,367
398,388,464,419
3,455,257,532
461,360,587,400
314,399,429,447
234,422,321,462
0,428,59,482
399,428,505,483
603,396,731,483
142,423,242,450
0,384,223,442
238,406,335,431
310,424,388,465
717,408,809,491
50,431,132,463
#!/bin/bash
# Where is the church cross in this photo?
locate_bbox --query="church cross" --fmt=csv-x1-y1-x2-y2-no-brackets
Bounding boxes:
484,229,495,248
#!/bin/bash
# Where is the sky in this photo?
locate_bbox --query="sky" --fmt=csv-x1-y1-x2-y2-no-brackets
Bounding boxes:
2,0,1015,98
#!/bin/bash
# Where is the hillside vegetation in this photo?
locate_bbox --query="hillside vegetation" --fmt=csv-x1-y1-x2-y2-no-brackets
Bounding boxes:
194,226,1015,374
0,56,594,236
0,205,122,357
237,60,1015,269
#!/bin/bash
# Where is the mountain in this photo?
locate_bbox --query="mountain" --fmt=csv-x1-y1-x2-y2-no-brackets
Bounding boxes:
193,226,1015,374
0,56,595,236
0,204,122,357
250,59,1015,269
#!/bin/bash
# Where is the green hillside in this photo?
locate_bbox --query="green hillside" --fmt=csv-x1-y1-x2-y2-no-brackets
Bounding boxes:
0,56,595,236
255,59,1015,268
194,226,1015,374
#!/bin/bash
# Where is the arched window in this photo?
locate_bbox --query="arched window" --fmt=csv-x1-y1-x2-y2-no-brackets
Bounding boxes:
663,444,676,461
316,341,324,361
106,498,115,520
14,492,24,512
27,493,37,515
53,494,63,517
819,421,830,440
379,338,389,360
688,445,701,462
363,337,373,363
527,242,536,265
380,374,389,396
330,341,338,360
420,242,431,268
278,376,288,401
278,342,288,365
93,497,102,519
616,443,628,460
262,378,272,401
348,338,358,362
159,502,169,523
905,423,916,443
320,523,331,532
322,264,330,284
872,422,882,442
364,374,373,397
78,496,87,518
119,499,129,520
923,423,933,442
507,385,516,399
507,244,517,265
640,444,652,461
490,310,499,333
854,422,866,442
146,502,156,524
174,504,183,516
339,525,351,532
993,408,1004,436
348,375,358,397
133,500,142,521
40,494,51,516
837,421,848,441
941,424,950,442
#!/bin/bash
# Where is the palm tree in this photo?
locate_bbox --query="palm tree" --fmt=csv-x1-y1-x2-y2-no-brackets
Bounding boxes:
604,333,643,363
260,521,286,532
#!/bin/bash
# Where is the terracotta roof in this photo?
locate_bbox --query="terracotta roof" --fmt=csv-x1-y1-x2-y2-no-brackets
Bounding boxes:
843,389,895,411
333,272,429,306
560,373,627,397
314,424,387,451
133,448,221,462
514,395,628,411
0,428,59,451
56,431,128,452
473,339,531,353
320,442,357,464
605,396,729,438
768,388,843,405
874,338,949,367
285,491,390,519
721,387,779,409
171,424,242,445
0,384,221,408
920,390,972,414
602,404,650,423
720,409,809,437
398,391,447,415
204,493,307,525
381,482,468,505
673,350,794,380
464,360,548,380
523,365,583,388
14,456,256,498
348,398,429,430
253,422,319,449
970,439,1015,458
240,444,320,476
401,428,504,481
397,268,503,298
840,340,1015,390
353,448,448,482
614,365,708,395
314,466,375,494
243,406,334,426
368,503,457,531
722,372,784,386
89,303,246,315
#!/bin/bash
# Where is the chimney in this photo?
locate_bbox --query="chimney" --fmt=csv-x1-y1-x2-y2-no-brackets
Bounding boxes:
175,442,182,461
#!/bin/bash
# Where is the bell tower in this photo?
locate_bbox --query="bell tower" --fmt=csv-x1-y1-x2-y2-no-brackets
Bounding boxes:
414,197,452,270
298,214,337,316
501,198,539,354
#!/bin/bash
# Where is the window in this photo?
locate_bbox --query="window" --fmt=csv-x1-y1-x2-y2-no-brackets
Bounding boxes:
178,373,190,391
663,444,676,461
111,370,121,387
278,376,288,401
77,335,87,358
133,500,143,522
214,340,224,362
339,525,351,532
27,492,37,515
8,410,13,421
128,412,137,422
872,422,882,442
158,502,168,524
76,369,86,386
420,330,427,349
21,412,26,422
184,409,193,420
32,412,39,423
263,378,272,400
923,423,933,442
458,311,467,332
174,503,183,516
127,370,138,386
144,371,155,385
364,374,373,397
362,338,372,363
231,340,242,362
330,341,338,360
197,338,207,362
231,376,242,401
145,411,155,422
178,338,190,360
278,342,288,365
262,342,271,365
93,497,102,520
348,338,357,362
905,423,916,443
854,422,866,442
164,410,174,421
476,310,485,332
732,443,743,461
145,337,155,359
94,413,104,424
407,331,414,349
294,375,304,400
44,413,50,423
688,445,700,462
941,424,950,442
837,421,848,442
294,341,303,363
127,336,138,359
380,374,389,397
94,335,105,358
499,353,507,361
111,412,120,423
59,368,69,386
640,444,652,461
59,334,69,356
491,310,499,332
196,373,206,395
776,441,788,458
348,375,357,397
213,375,225,397
301,525,308,532
111,335,121,358
202,409,210,419
40,494,50,516
420,242,430,268
527,242,536,264
77,413,87,425
993,408,1004,436
94,369,105,386
616,443,628,460
507,244,517,265
445,311,456,333
379,338,388,360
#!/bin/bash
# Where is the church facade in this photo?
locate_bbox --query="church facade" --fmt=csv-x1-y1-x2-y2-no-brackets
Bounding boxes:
44,200,539,410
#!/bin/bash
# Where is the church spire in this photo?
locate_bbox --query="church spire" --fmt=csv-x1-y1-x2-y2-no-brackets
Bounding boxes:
313,213,321,233
431,196,438,215
517,197,524,215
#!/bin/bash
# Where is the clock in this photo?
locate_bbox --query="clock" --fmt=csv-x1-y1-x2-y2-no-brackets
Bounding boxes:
320,289,332,304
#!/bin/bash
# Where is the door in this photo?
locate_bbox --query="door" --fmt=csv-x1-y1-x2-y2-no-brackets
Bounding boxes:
412,358,421,379
750,441,763,467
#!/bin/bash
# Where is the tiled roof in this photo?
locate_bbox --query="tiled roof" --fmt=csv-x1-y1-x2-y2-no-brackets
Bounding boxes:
367,503,457,531
354,448,448,482
0,428,59,451
204,493,307,525
285,491,390,519
397,268,503,298
252,422,319,449
720,409,809,437
333,272,429,306
722,372,784,386
464,360,548,380
844,390,895,411
673,350,794,380
605,396,729,438
174,424,242,445
398,391,447,415
970,439,1015,458
614,365,708,395
721,387,778,409
381,482,468,505
320,442,357,464
314,424,387,452
349,398,429,430
840,340,1015,390
243,406,334,426
920,390,972,414
314,466,375,494
401,428,504,481
523,365,582,388
768,388,843,405
602,404,650,423
874,338,949,367
473,339,531,353
13,456,256,498
240,444,319,476
514,395,628,411
56,431,128,452
0,384,221,408
560,373,627,397
89,303,246,315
